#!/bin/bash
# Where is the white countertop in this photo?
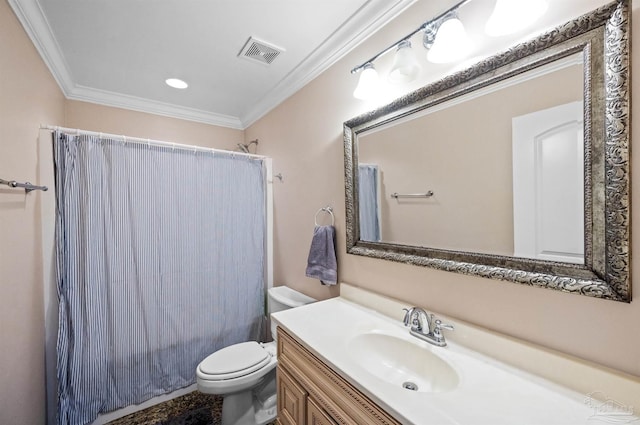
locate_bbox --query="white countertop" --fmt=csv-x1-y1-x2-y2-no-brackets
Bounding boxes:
272,297,634,425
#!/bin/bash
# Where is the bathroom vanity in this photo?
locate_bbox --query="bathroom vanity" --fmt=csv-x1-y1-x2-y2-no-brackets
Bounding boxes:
272,284,640,425
276,328,400,425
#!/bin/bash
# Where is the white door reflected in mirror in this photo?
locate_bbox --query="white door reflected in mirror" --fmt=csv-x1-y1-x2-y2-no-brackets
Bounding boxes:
512,101,584,264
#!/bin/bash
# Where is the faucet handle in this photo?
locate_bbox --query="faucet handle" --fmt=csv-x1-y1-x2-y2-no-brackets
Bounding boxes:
432,319,454,339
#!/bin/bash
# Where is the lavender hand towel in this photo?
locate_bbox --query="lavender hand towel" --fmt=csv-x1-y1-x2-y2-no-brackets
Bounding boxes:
305,225,337,285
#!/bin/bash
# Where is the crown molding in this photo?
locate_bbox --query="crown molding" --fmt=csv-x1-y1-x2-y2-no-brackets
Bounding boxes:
8,0,75,93
9,0,415,130
68,85,244,129
240,0,417,128
9,0,244,129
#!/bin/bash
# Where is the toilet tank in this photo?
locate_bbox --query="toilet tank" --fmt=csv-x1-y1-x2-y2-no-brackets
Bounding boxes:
268,286,316,340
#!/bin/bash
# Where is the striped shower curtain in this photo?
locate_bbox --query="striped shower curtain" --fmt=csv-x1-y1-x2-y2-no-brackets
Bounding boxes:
53,132,266,425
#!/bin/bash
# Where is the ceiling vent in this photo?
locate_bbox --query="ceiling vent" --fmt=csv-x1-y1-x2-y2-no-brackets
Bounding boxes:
238,37,284,65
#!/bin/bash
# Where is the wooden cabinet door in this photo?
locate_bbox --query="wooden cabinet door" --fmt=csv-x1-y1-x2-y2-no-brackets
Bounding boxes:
277,366,307,425
307,397,338,425
278,328,401,425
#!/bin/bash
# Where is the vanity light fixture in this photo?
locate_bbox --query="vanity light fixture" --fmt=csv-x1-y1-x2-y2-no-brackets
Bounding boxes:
350,0,473,98
165,78,189,89
350,0,548,99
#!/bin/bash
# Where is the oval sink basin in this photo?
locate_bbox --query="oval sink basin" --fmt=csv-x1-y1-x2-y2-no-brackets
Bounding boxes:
348,332,459,393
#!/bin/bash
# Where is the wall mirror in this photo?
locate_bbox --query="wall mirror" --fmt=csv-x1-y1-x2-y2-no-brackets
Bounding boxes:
344,0,630,301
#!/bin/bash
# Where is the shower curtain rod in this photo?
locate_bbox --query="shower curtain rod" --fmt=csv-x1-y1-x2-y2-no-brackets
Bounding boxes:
40,125,267,159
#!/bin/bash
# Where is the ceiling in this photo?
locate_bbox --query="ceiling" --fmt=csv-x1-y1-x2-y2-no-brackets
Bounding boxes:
8,0,415,129
9,0,611,130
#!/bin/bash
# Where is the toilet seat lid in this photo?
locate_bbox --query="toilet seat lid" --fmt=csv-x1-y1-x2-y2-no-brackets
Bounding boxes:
199,342,271,380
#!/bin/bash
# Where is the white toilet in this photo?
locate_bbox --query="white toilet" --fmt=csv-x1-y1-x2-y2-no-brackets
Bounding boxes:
196,285,316,425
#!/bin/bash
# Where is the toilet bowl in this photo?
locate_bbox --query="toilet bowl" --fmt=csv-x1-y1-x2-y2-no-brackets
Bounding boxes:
196,286,316,425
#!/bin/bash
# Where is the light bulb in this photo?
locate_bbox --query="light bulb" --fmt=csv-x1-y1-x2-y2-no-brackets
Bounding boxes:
485,0,548,37
427,18,472,64
353,64,380,100
388,40,421,84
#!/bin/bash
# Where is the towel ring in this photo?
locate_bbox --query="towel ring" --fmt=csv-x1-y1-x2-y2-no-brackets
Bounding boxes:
314,206,335,226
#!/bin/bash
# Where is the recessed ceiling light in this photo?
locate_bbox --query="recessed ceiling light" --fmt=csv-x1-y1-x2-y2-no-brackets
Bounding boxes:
165,78,188,89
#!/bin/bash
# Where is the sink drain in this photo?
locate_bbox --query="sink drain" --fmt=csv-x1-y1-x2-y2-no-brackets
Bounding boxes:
402,381,418,391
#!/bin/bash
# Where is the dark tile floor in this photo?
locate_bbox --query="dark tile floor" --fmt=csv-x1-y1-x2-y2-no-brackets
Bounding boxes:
106,391,276,425
106,391,220,425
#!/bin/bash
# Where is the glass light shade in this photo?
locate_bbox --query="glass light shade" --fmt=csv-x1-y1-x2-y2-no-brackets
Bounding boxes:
485,0,548,37
427,18,472,64
388,40,421,84
353,64,380,100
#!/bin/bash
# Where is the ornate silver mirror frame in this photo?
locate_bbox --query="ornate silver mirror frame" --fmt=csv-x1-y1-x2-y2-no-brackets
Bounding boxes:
344,0,631,302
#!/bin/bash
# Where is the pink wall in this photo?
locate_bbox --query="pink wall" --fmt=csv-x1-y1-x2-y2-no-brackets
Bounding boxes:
247,0,640,379
65,101,243,150
0,1,65,424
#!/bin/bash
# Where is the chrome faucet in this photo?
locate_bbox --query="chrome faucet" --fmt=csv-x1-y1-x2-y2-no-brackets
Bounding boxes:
402,307,454,347
403,307,431,333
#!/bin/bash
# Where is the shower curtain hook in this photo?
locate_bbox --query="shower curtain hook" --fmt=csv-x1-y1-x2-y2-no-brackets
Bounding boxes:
122,135,127,145
147,139,151,149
